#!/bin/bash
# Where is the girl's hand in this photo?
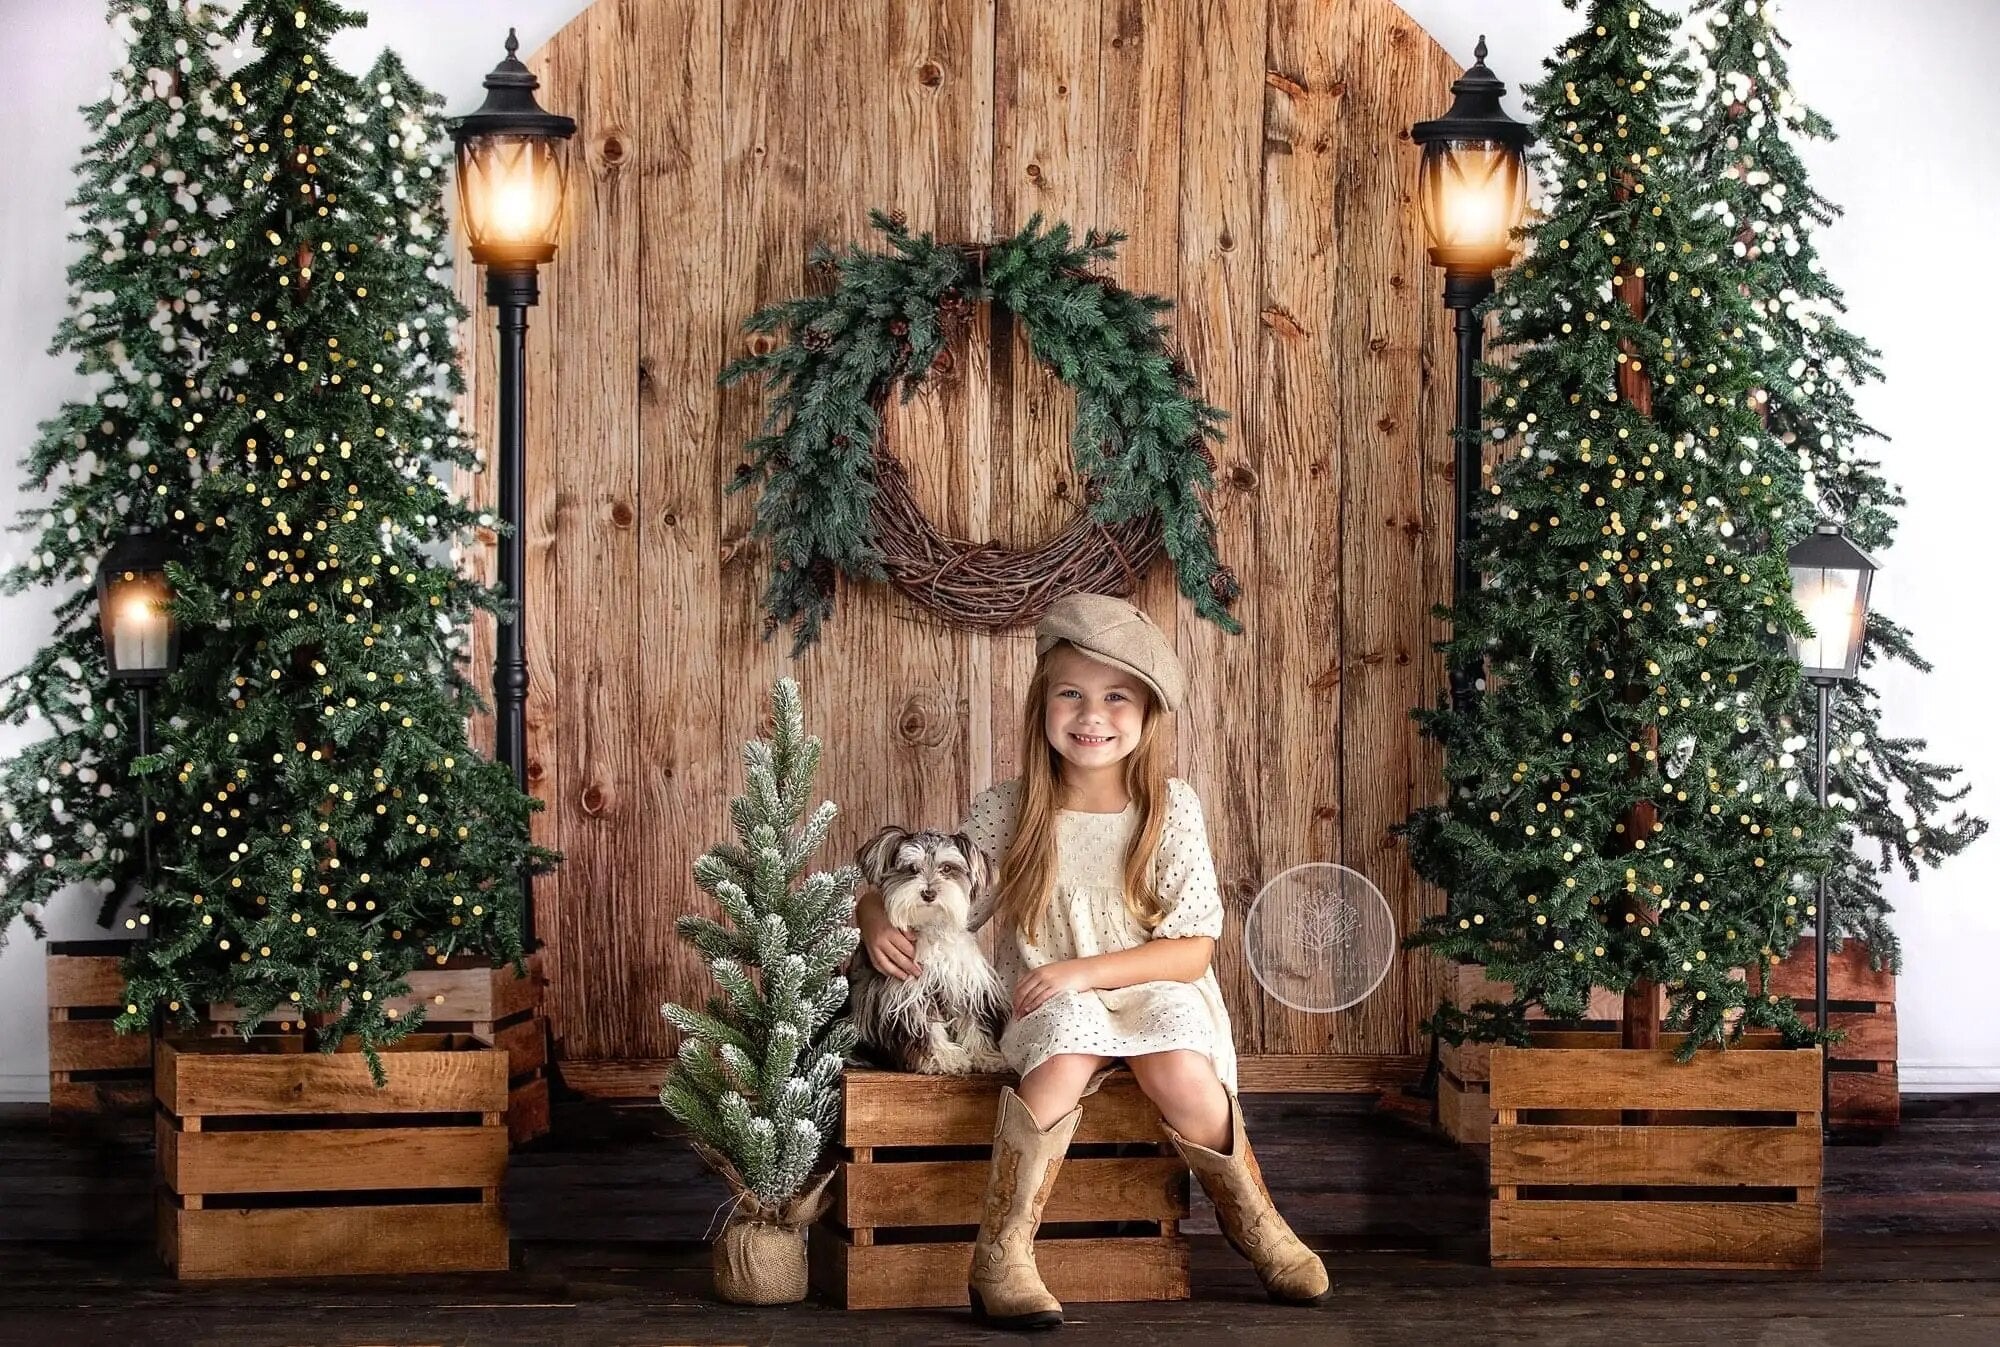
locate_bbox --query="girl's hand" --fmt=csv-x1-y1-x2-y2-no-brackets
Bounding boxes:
857,886,921,981
1014,959,1096,1020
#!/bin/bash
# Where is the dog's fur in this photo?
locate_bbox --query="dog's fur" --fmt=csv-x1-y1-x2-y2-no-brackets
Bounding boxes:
849,825,1010,1075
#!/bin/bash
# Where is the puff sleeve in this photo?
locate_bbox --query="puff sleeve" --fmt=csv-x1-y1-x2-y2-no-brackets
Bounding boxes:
957,778,1021,931
1151,778,1224,941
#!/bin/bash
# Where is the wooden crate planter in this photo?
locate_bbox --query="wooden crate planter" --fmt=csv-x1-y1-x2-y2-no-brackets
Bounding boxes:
1488,1038,1823,1270
45,940,151,1125
210,951,552,1145
808,1069,1190,1310
1767,937,1898,1131
154,1034,511,1279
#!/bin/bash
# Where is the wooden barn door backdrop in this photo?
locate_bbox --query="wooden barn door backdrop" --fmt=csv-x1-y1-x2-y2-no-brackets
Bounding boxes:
456,0,1463,1094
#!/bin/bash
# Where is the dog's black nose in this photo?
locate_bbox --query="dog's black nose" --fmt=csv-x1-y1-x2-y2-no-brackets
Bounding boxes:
921,890,936,902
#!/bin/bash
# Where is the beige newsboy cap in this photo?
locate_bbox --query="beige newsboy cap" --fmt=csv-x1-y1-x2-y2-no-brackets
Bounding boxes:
1034,592,1186,715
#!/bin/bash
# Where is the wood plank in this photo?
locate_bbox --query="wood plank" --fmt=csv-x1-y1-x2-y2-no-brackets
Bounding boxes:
47,1019,150,1074
45,954,129,1009
1452,965,1626,1022
450,108,497,765
636,0,727,1070
1802,1007,1897,1064
508,1075,553,1146
1235,1054,1421,1092
1174,0,1264,1054
1490,1199,1822,1270
1489,1047,1822,1113
834,1155,1187,1227
1438,1070,1490,1146
48,1078,153,1116
162,1125,506,1197
810,1230,1188,1310
838,1069,1163,1146
1766,937,1895,1003
161,1198,508,1279
155,1040,508,1117
492,1015,549,1083
1490,1124,1821,1189
1831,1069,1900,1129
1252,0,1343,1057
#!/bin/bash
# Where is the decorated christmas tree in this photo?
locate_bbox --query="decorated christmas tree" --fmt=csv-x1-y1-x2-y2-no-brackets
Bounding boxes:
1685,0,1983,968
660,677,857,1291
1,0,235,941
1404,0,1834,1052
112,0,546,1064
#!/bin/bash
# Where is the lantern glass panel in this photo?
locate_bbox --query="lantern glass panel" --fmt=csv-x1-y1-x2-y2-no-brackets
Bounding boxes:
1419,137,1526,258
455,133,566,257
102,569,174,679
1788,561,1872,681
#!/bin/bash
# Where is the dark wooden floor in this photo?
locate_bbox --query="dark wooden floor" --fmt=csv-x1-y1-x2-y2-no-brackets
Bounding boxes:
3,1092,1998,1345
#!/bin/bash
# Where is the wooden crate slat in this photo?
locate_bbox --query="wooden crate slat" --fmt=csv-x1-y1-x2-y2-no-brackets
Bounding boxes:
1802,1007,1897,1063
161,1123,506,1197
50,1078,153,1115
1489,1046,1821,1113
833,1155,1187,1229
1438,1071,1491,1147
809,1230,1189,1310
1491,1123,1821,1189
156,1037,508,1117
493,1016,549,1082
838,1069,1163,1147
487,952,547,1024
1490,1199,1822,1270
46,953,131,1009
1831,1069,1900,1129
508,1076,552,1147
1453,965,1625,1021
1234,1055,1422,1092
48,1018,151,1074
1765,937,1894,1003
158,1197,508,1279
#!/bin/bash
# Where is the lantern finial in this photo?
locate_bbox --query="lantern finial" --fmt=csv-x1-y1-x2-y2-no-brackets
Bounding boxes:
505,27,519,60
1474,35,1488,65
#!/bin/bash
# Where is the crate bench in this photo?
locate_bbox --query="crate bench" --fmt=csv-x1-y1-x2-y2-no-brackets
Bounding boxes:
1488,1037,1823,1270
809,1068,1190,1310
154,1034,511,1279
1767,937,1898,1132
45,940,150,1125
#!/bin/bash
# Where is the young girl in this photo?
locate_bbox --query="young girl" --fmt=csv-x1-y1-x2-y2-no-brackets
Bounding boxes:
858,592,1327,1329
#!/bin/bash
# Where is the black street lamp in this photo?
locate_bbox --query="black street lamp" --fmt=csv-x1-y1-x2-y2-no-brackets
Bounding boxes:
96,525,180,878
449,29,574,934
1412,37,1532,711
1785,520,1878,1134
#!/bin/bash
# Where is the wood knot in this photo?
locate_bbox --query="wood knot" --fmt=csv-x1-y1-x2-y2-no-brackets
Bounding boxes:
1218,230,1235,253
1314,805,1336,822
1308,458,1329,480
1110,34,1124,49
1389,274,1407,290
1260,306,1305,340
1026,162,1043,181
895,688,958,749
1368,335,1390,354
580,784,608,817
1229,465,1258,491
917,60,943,87
526,758,546,784
747,332,776,357
598,133,627,166
661,509,679,528
1376,415,1400,434
610,500,635,529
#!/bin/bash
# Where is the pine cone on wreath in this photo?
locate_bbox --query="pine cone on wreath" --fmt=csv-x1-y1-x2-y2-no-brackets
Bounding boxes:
801,328,832,351
1209,565,1241,606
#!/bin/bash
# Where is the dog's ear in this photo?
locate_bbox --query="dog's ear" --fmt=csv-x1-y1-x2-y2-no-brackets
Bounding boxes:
855,825,910,883
953,831,991,895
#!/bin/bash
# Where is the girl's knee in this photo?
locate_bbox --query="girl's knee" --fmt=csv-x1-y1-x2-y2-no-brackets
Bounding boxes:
1026,1052,1107,1086
1129,1049,1221,1094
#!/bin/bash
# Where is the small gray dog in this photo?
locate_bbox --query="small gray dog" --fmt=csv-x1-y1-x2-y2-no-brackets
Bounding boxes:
849,825,1010,1075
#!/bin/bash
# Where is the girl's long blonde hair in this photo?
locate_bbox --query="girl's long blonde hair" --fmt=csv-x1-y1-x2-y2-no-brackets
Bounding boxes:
992,645,1173,943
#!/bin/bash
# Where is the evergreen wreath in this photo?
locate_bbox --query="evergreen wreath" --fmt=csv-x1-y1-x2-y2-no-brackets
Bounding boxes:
721,211,1242,655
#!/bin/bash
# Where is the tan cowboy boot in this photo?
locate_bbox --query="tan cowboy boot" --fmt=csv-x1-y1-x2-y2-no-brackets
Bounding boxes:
968,1086,1081,1331
1164,1091,1329,1304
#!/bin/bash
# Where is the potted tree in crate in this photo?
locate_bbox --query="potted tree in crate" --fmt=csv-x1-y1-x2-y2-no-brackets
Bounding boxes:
661,677,859,1305
1405,0,1834,1271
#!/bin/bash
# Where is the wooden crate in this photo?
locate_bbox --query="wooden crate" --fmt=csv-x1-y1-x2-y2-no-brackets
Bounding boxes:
808,1069,1190,1310
1766,937,1898,1131
1436,967,1625,1147
45,940,151,1125
154,1034,511,1279
209,950,552,1145
1488,1039,1823,1270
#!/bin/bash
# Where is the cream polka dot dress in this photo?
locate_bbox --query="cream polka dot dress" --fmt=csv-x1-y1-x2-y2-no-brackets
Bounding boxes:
959,776,1237,1092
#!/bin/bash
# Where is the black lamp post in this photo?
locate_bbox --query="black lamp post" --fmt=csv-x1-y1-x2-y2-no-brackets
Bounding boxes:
448,30,574,932
96,525,180,878
1412,37,1532,711
1785,520,1878,1134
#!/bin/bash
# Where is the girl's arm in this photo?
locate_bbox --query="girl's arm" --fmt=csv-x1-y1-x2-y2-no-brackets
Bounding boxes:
1013,936,1214,1018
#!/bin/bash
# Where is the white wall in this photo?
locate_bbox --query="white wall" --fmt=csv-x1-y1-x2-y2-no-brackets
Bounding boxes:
2,0,1994,1098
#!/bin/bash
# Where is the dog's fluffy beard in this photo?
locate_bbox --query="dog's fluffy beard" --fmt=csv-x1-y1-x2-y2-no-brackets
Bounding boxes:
849,826,1010,1075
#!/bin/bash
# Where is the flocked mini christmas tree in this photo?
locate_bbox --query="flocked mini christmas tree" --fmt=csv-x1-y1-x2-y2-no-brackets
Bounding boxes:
1,0,235,942
113,0,547,1064
1685,0,1983,969
660,677,858,1242
1404,0,1835,1051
